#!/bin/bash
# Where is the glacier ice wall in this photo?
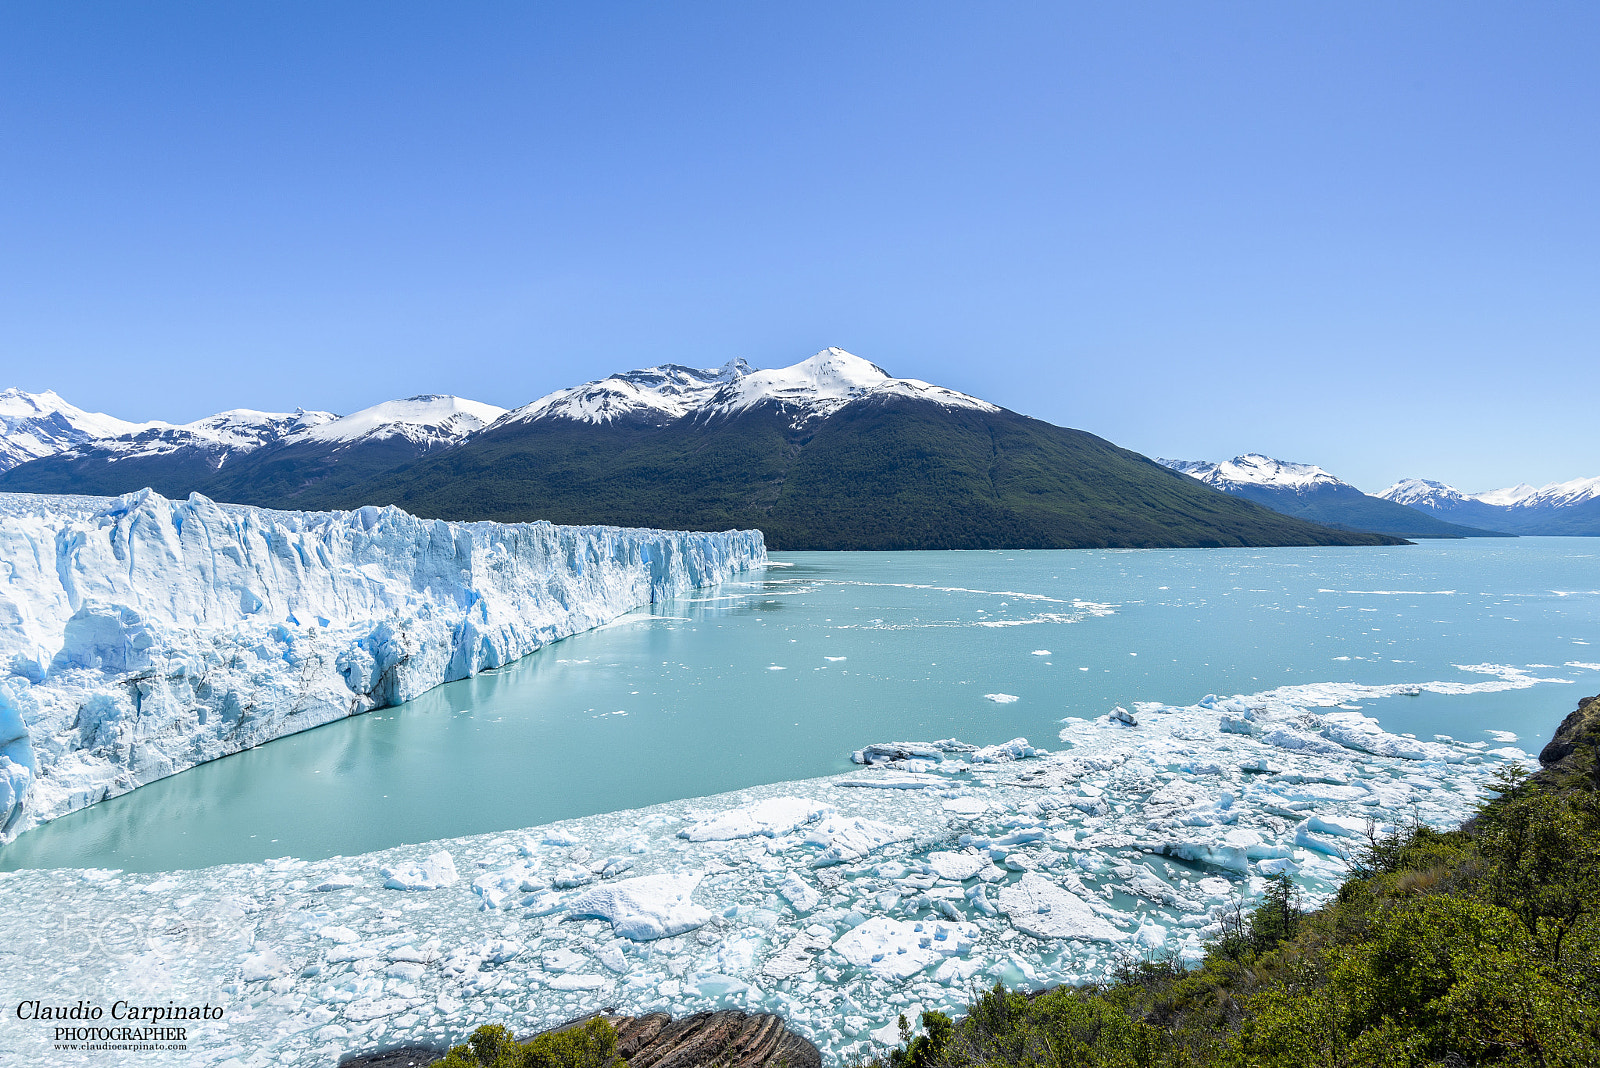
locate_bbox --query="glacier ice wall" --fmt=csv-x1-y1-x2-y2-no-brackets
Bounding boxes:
0,490,766,840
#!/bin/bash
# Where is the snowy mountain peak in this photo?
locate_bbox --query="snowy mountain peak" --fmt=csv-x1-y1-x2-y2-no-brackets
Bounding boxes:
85,407,342,466
1160,454,1348,492
1380,476,1600,511
1475,483,1539,507
298,395,508,448
1377,479,1468,507
0,388,151,471
511,347,996,429
708,347,997,425
1518,475,1600,508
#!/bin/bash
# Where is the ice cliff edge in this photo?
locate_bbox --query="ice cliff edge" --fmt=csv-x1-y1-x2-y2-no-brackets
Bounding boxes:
0,490,766,841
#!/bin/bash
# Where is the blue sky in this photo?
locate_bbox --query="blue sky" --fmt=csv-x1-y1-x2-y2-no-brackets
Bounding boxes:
2,3,1595,493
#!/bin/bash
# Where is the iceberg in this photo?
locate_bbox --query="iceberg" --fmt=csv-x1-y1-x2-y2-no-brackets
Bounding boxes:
566,871,713,940
0,490,765,839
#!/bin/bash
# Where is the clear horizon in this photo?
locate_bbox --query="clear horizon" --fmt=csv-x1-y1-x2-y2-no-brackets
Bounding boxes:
2,3,1596,493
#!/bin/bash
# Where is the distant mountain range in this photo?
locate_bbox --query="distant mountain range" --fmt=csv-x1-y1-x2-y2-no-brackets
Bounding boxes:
1378,477,1600,536
0,349,1402,551
1159,454,1508,539
1160,454,1600,538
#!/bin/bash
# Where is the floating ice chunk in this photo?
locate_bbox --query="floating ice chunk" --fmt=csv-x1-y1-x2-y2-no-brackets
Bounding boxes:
1031,650,1051,656
985,693,1019,704
240,948,291,982
472,867,534,909
934,956,986,984
1294,824,1351,857
804,815,915,866
926,851,987,882
762,926,834,980
942,796,988,816
1110,706,1137,726
836,773,950,790
1305,815,1371,839
998,873,1122,941
851,740,975,765
831,916,977,980
970,738,1042,763
777,873,822,913
543,829,581,846
679,797,834,841
381,851,458,891
1134,923,1167,950
346,997,417,1021
1158,829,1289,873
551,864,596,889
1261,729,1347,755
480,939,522,964
598,855,635,878
542,947,588,973
521,889,569,915
549,974,606,990
1320,712,1465,762
597,945,629,973
311,874,361,892
318,926,360,944
566,871,712,940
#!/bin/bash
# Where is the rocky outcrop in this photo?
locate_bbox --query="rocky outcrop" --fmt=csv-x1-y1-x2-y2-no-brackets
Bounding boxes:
606,1011,821,1068
1536,692,1600,783
338,1010,821,1068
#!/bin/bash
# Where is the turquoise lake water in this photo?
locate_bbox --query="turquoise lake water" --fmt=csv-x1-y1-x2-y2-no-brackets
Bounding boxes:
3,538,1596,873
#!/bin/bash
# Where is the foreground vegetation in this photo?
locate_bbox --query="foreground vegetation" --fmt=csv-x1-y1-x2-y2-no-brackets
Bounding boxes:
880,755,1600,1068
436,1016,622,1068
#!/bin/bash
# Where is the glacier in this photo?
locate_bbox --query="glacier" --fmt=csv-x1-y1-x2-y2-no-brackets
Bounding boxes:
0,490,765,841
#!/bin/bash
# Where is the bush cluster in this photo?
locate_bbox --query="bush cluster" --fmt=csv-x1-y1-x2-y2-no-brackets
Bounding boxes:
874,763,1600,1067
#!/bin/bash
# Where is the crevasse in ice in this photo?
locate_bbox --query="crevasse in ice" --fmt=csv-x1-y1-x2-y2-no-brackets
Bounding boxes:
0,490,766,839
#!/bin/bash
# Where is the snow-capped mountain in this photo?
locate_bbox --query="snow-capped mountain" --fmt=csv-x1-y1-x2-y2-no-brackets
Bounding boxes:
0,388,148,471
1378,475,1600,535
508,348,998,430
0,352,1404,550
1383,475,1600,512
1160,455,1507,539
298,394,507,450
509,361,753,426
316,354,1396,551
92,407,340,464
0,393,500,502
1161,454,1347,492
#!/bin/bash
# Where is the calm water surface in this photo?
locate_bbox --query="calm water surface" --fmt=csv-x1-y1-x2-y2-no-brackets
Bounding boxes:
4,539,1596,872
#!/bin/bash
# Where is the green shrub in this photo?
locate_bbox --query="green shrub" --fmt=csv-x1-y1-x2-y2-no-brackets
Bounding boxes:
438,1017,622,1068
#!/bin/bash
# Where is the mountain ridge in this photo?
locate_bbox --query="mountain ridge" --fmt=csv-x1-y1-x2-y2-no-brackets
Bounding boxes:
1379,476,1600,536
1161,454,1509,539
0,351,1406,550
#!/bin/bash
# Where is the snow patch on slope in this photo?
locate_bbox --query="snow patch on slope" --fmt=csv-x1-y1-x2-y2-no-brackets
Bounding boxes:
0,389,150,471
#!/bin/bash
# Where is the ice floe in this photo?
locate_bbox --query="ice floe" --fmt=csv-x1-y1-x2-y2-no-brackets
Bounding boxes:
0,665,1557,1067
